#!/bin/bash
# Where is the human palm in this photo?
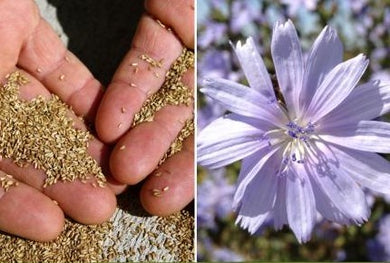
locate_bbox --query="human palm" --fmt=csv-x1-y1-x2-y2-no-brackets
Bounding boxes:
0,0,194,242
0,0,116,241
96,0,194,216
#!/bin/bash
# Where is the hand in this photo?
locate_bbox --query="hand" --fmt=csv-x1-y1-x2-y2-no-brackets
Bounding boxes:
95,0,194,216
0,0,116,241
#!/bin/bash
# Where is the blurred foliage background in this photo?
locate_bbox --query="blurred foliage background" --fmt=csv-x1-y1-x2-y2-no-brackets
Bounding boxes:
197,0,390,261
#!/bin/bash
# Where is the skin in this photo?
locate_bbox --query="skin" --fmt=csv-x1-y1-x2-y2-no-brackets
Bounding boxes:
0,0,194,241
0,0,117,241
95,0,195,216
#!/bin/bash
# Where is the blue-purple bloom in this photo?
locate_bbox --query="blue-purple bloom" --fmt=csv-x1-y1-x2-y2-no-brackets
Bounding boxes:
367,214,390,261
198,20,390,242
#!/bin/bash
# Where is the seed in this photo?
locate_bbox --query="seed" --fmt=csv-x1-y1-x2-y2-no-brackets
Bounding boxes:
162,186,169,192
59,74,65,81
139,54,163,68
121,107,126,113
154,171,162,177
130,62,138,67
118,122,123,128
156,19,166,28
53,200,58,205
0,71,106,188
36,67,42,73
134,67,139,74
129,83,137,87
119,145,126,150
65,56,70,62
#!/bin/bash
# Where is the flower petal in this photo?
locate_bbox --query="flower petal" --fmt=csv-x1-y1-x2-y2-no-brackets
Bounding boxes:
201,78,287,126
319,81,390,130
271,20,304,117
235,213,270,235
300,26,343,111
233,146,281,211
307,142,369,224
273,175,288,230
329,144,390,195
234,37,276,100
234,148,281,234
310,176,350,224
286,165,316,243
198,114,271,169
319,120,390,153
306,54,369,123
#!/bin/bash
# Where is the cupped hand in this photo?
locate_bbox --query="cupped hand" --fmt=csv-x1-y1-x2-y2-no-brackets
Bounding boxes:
95,0,194,216
0,0,116,241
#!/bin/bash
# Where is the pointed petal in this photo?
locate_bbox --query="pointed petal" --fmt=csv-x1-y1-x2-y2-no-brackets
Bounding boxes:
301,26,343,110
330,144,390,195
238,159,278,216
233,146,281,211
320,81,390,130
235,213,269,234
201,78,287,126
234,37,276,100
320,120,390,153
273,175,288,230
310,176,350,224
307,142,369,224
271,20,304,117
197,114,271,169
286,165,316,243
306,54,368,123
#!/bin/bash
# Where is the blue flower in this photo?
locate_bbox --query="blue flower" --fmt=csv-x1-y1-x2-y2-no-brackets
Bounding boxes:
198,20,390,243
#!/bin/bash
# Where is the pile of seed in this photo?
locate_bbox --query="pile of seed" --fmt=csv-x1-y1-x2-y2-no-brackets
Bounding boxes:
0,174,18,192
0,51,194,261
103,208,194,262
0,219,111,262
0,71,106,188
133,48,194,164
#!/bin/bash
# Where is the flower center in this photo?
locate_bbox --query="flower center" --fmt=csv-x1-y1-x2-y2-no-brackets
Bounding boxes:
286,121,315,142
277,121,316,175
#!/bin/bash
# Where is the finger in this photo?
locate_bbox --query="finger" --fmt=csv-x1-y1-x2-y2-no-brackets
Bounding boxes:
140,135,194,216
145,0,194,49
17,18,104,122
0,0,39,78
109,69,194,184
95,14,183,143
0,173,64,242
0,69,116,224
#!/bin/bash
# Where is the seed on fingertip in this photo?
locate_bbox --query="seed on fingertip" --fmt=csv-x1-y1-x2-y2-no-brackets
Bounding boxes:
121,107,126,113
59,74,65,81
118,122,123,128
154,172,162,177
119,145,126,150
65,56,70,62
131,62,138,67
53,200,58,205
162,186,169,192
156,19,166,29
130,83,137,87
36,67,42,73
